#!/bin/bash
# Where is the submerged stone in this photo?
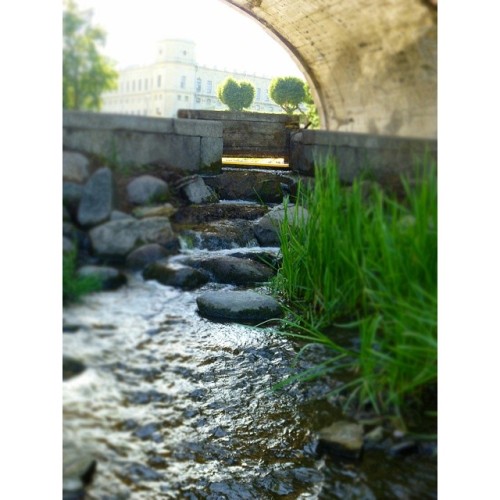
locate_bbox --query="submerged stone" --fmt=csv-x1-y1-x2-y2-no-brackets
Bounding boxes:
196,290,282,324
143,262,209,290
318,420,364,459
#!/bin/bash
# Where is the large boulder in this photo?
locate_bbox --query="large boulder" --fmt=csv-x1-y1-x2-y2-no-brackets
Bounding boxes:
63,151,90,183
77,167,115,227
196,290,283,324
127,175,169,205
253,204,309,246
89,217,177,258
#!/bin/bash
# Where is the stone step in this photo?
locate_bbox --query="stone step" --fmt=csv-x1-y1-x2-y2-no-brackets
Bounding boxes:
202,168,299,203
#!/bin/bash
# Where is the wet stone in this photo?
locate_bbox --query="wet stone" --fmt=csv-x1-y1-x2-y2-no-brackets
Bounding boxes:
143,262,209,290
318,420,364,460
197,290,283,324
63,356,86,380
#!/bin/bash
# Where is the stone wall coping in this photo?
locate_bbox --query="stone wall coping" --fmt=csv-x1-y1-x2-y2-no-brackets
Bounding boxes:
295,129,437,151
63,110,222,138
178,109,300,125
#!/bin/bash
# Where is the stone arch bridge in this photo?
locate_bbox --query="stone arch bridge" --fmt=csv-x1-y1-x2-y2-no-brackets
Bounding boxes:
223,0,437,139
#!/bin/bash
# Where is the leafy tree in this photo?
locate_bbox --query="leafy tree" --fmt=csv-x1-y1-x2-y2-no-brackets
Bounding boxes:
63,0,118,110
304,84,320,128
269,76,306,114
216,77,255,111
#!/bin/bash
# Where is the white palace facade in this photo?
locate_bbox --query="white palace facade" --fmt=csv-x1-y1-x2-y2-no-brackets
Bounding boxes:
101,39,284,118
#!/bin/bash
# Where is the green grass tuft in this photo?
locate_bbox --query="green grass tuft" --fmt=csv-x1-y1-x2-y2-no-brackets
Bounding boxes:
272,155,437,423
63,250,102,305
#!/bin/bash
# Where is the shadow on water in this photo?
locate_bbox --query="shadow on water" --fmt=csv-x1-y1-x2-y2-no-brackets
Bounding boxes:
63,272,436,499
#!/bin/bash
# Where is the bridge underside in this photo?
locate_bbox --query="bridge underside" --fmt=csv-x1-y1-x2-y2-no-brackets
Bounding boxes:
223,0,437,139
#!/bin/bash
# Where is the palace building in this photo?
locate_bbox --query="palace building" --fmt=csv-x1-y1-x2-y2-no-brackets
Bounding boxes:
101,39,284,118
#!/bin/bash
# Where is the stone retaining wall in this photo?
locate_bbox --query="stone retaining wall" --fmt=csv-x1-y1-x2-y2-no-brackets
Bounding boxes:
63,111,223,173
290,129,437,182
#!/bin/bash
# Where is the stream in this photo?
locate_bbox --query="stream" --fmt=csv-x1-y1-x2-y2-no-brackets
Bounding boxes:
63,247,437,499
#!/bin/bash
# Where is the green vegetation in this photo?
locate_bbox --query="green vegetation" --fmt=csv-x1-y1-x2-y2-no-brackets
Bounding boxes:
269,76,307,114
303,84,320,129
216,77,255,111
272,156,437,425
63,0,118,110
63,250,102,304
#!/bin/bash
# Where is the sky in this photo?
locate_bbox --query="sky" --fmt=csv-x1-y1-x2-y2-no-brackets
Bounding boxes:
73,0,304,78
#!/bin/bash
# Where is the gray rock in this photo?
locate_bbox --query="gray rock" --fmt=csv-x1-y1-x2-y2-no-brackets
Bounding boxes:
197,290,283,323
77,167,115,227
184,254,275,285
110,210,134,221
77,265,127,290
125,243,172,270
63,237,75,254
89,217,176,258
253,204,309,246
63,151,90,183
318,421,364,459
143,263,209,290
127,175,169,205
63,182,84,214
177,175,218,204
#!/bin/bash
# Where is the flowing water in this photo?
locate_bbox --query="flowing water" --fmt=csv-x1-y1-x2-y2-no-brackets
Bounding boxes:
63,250,437,499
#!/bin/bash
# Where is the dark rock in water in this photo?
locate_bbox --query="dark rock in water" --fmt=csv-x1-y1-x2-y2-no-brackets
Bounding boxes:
143,262,209,290
127,175,169,205
318,421,364,460
77,167,115,227
389,440,419,457
184,255,275,285
196,290,282,324
77,265,127,290
126,243,172,270
172,203,268,225
63,356,86,380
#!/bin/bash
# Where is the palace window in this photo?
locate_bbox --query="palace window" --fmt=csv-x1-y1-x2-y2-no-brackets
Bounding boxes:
180,75,186,89
206,80,212,94
196,78,202,92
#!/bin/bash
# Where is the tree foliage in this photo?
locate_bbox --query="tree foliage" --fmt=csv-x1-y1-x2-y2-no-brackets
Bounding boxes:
304,84,320,128
63,0,118,111
216,77,255,111
269,76,306,114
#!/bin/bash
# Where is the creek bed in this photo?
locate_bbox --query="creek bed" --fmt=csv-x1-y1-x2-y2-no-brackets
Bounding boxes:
63,272,437,499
